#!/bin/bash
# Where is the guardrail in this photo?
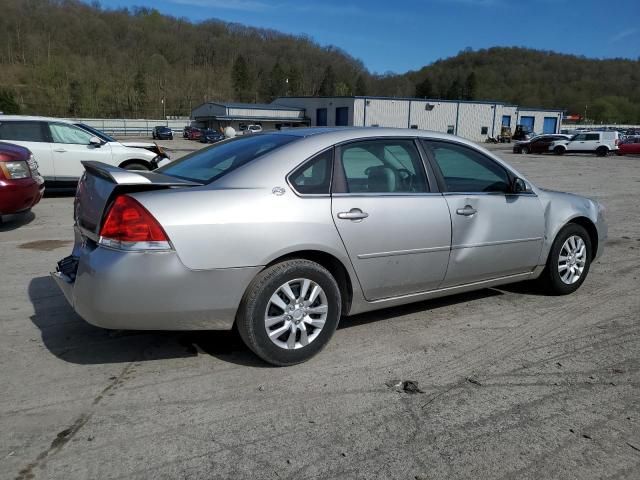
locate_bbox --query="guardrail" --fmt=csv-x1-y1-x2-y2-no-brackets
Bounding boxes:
66,118,192,136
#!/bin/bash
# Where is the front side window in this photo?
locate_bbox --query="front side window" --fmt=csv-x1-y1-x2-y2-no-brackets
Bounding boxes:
0,121,47,142
157,133,297,183
49,123,93,144
339,139,428,194
289,149,333,195
424,140,511,193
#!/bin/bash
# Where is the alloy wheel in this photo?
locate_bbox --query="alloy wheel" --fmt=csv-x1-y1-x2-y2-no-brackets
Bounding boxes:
558,235,587,284
264,278,328,350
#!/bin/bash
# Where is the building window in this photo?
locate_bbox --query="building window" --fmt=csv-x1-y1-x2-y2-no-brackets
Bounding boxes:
335,107,349,126
447,125,455,134
481,126,488,135
316,108,327,126
410,125,418,129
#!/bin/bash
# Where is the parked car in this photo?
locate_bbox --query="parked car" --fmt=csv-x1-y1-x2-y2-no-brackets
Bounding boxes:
616,136,640,156
52,127,607,366
183,126,193,138
513,134,572,154
200,129,225,144
74,123,171,161
187,128,203,140
0,142,44,220
512,125,535,141
0,116,166,187
152,126,173,140
549,131,620,157
239,124,263,135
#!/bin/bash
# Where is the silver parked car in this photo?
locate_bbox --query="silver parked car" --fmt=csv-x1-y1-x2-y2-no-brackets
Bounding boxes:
53,128,607,365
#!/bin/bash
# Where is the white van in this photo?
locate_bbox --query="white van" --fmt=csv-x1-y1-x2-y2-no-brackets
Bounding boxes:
0,116,165,186
549,131,620,157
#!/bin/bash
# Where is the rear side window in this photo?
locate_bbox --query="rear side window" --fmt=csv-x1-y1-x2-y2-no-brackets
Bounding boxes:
0,121,48,142
585,134,600,141
289,149,333,195
338,139,428,194
157,133,297,183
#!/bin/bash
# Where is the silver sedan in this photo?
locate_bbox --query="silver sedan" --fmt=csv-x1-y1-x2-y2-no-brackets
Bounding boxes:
53,128,607,365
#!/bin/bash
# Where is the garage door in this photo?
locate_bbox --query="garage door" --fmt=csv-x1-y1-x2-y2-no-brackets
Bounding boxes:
519,116,535,131
543,117,557,134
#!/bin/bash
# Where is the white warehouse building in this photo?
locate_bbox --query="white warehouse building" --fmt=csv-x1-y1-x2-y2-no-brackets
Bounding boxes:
272,96,564,142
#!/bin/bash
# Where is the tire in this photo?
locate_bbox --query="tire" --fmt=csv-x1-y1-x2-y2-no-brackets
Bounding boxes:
539,223,592,295
236,259,342,366
122,162,150,171
596,146,608,157
554,146,565,155
521,146,529,154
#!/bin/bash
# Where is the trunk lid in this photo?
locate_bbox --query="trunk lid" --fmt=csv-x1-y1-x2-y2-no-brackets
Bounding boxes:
75,161,200,241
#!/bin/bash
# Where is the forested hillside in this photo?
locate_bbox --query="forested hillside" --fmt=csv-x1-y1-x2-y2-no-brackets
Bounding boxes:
405,47,640,124
0,0,369,118
0,0,639,122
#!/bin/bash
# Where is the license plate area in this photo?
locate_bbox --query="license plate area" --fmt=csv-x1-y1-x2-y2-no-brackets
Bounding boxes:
57,255,79,282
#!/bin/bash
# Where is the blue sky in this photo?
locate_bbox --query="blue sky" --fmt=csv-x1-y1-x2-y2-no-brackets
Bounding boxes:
95,0,639,73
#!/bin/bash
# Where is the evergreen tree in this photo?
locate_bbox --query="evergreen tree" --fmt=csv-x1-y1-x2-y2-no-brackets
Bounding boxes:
318,65,336,96
288,65,303,96
463,71,477,100
415,76,433,98
0,89,20,114
232,55,252,102
268,62,288,100
355,75,368,96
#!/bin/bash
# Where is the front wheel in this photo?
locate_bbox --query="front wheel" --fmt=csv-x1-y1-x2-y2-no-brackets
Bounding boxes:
539,224,592,295
521,146,529,154
236,259,341,366
554,146,565,155
122,162,150,171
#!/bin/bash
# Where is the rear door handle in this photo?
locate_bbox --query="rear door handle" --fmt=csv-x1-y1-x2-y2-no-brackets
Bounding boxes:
337,208,369,221
456,205,477,216
53,148,67,153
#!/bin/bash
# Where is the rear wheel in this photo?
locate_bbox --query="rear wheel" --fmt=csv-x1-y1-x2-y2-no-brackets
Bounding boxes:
539,223,592,295
236,259,341,366
596,146,609,157
521,146,529,154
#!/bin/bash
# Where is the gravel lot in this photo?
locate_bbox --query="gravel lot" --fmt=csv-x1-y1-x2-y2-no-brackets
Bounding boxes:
1,139,639,480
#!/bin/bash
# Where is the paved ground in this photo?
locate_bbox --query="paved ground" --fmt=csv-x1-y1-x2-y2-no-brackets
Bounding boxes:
1,141,639,480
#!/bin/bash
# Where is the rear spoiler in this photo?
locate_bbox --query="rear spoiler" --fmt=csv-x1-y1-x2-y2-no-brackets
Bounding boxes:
82,161,202,186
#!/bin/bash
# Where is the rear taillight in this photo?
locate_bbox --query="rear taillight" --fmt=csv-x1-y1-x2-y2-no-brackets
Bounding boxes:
99,195,171,251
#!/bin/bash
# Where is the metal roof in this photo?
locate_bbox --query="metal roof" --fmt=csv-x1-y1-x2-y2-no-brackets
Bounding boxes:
196,101,304,112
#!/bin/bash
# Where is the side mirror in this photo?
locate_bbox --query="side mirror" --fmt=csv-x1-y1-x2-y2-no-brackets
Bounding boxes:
89,136,103,147
512,177,528,194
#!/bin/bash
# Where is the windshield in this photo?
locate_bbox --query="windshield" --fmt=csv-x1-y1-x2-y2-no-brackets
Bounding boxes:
75,123,116,143
157,133,297,183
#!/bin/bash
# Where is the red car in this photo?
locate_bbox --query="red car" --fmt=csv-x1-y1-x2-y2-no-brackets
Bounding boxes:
187,128,202,140
0,142,45,219
617,137,640,156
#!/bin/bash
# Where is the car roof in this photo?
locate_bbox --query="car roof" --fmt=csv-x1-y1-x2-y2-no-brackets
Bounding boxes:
0,115,76,124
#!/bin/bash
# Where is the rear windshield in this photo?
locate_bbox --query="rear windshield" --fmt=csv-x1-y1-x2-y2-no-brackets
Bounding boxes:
157,133,297,183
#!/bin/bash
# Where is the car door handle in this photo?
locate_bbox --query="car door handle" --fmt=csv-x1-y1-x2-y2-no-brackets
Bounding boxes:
456,205,477,216
53,148,67,153
337,208,369,220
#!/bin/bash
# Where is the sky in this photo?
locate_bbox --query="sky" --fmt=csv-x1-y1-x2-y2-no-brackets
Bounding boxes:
95,0,640,74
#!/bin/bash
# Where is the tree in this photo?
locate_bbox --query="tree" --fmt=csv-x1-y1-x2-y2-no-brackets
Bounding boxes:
463,71,477,100
267,62,288,100
318,65,336,96
288,65,303,96
231,55,252,102
446,78,463,100
335,81,352,96
68,80,82,116
0,89,20,114
354,75,367,96
133,69,146,114
414,76,433,98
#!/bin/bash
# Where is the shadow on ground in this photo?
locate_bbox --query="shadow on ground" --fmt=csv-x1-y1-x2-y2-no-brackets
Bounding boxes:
0,211,35,232
29,274,543,367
